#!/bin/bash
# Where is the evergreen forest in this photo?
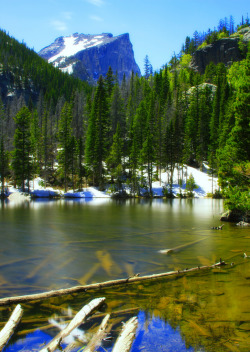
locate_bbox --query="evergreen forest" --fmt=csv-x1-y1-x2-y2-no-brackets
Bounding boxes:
0,19,249,220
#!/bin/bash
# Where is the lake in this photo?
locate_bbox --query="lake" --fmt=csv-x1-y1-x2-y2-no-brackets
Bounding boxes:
0,198,249,351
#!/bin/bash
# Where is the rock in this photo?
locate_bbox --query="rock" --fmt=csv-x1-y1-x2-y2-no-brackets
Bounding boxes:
190,38,243,74
236,221,250,227
190,27,250,74
186,83,217,97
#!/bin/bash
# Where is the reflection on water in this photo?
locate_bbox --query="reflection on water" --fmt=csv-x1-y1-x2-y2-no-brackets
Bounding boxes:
0,199,249,351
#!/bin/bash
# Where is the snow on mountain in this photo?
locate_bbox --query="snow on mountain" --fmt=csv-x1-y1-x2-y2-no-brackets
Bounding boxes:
47,33,108,65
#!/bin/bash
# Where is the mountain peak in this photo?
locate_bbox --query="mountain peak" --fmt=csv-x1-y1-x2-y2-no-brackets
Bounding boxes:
38,32,140,82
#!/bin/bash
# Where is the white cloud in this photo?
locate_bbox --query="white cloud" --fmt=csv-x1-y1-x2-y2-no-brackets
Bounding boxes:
86,0,104,7
62,12,73,20
90,15,103,22
51,20,68,31
50,12,73,32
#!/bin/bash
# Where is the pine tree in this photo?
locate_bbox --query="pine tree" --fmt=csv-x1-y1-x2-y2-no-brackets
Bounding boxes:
30,109,42,184
140,127,155,196
0,98,8,196
110,83,125,137
0,137,9,196
105,66,115,98
144,55,152,80
209,64,227,170
12,106,33,192
106,123,124,191
76,136,85,190
0,99,9,196
183,84,200,165
217,55,250,215
85,75,110,186
164,119,176,196
57,102,73,192
196,85,214,164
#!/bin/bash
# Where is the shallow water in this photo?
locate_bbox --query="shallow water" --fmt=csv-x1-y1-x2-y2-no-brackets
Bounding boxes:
0,198,249,351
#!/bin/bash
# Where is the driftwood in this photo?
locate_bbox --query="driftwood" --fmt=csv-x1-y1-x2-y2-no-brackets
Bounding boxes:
0,261,226,307
158,237,207,254
39,297,106,352
0,304,23,351
211,224,224,230
84,314,111,352
112,316,138,352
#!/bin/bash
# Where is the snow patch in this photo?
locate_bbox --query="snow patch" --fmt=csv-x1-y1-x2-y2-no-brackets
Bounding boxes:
64,187,110,198
8,192,31,203
61,63,74,74
150,165,218,197
48,35,104,63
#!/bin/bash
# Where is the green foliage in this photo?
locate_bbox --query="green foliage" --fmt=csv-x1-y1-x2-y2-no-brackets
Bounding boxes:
224,188,249,216
217,54,250,217
0,97,9,196
185,174,198,197
85,76,110,186
11,107,33,191
217,31,229,40
179,54,192,68
57,102,74,192
0,137,9,196
197,41,208,50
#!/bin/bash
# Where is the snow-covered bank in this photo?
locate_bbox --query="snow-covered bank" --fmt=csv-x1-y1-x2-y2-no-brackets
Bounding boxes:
3,165,219,202
64,187,110,199
151,165,219,198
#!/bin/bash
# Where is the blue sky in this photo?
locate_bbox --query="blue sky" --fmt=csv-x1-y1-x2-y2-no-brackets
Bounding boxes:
0,0,249,72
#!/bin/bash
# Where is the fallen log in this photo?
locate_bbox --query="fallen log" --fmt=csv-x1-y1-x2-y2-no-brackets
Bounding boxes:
39,297,105,352
158,237,207,254
16,307,140,338
0,261,226,306
112,316,138,352
84,314,111,352
0,304,23,351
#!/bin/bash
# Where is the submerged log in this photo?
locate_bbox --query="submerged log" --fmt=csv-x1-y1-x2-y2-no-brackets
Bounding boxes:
0,304,23,351
112,316,138,352
0,261,226,306
84,314,111,352
211,224,224,230
39,297,105,352
158,237,207,254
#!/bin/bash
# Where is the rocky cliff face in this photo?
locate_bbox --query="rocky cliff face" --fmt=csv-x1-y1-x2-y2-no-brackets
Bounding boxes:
38,33,141,83
190,27,250,74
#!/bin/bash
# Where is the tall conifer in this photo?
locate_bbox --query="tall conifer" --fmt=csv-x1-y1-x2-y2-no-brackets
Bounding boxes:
12,106,33,192
85,75,110,186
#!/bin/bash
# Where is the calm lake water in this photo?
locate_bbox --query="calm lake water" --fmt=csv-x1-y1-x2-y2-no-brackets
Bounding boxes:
0,198,249,351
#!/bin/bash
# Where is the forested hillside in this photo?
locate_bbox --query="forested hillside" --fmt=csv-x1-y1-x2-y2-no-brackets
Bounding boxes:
0,20,249,219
